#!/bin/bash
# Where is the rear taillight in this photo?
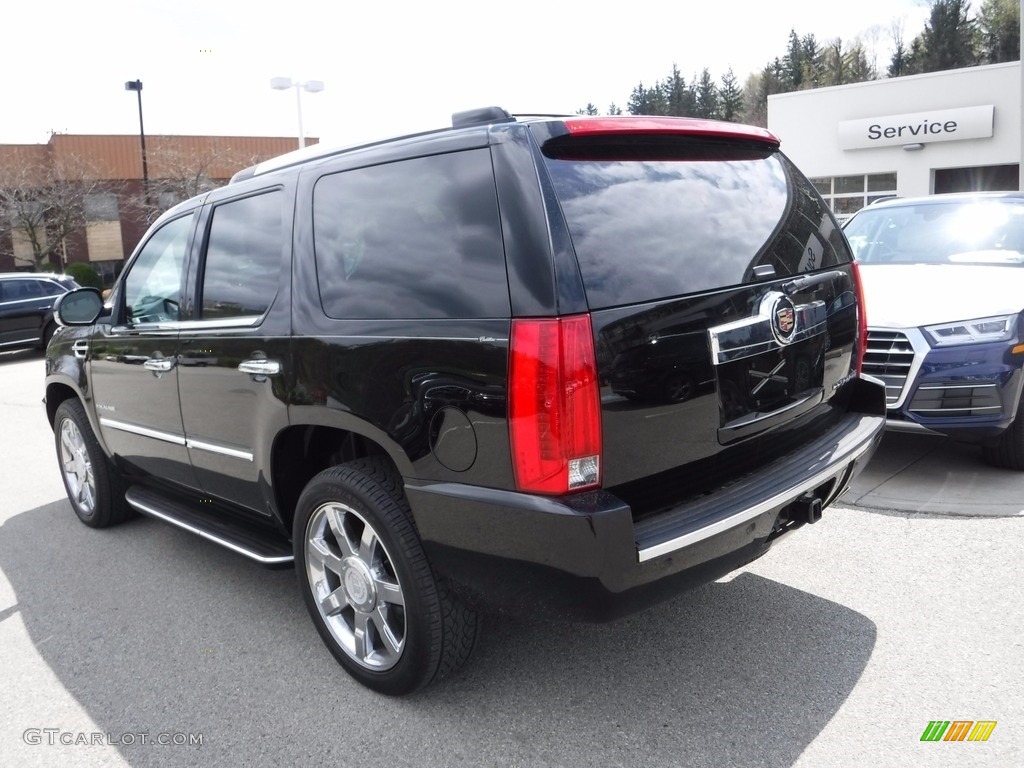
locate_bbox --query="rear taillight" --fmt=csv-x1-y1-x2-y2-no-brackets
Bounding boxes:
509,314,602,495
851,260,868,376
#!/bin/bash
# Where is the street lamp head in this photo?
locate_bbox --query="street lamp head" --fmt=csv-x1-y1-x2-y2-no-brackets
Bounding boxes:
270,77,293,90
125,79,143,92
303,80,325,93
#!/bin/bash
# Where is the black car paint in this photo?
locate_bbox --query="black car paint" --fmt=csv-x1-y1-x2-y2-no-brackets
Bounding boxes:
44,116,885,619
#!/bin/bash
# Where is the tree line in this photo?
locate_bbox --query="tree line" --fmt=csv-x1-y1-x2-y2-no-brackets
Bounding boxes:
579,0,1020,126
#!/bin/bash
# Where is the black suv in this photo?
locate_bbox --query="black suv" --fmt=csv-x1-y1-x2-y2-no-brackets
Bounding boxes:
45,109,885,695
0,272,78,352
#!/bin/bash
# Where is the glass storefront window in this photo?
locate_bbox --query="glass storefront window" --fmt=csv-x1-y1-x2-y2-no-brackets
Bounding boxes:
813,173,898,221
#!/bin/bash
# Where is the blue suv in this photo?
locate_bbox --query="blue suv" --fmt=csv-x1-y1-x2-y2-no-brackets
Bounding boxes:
845,193,1024,469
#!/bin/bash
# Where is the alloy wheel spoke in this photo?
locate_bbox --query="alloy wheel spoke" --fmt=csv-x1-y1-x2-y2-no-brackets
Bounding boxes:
373,607,402,656
320,586,348,617
352,611,370,660
358,525,378,563
60,430,75,461
374,576,404,607
309,537,345,576
324,506,356,558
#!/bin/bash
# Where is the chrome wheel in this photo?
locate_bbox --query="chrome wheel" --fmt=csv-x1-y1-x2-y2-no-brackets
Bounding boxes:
59,417,96,515
305,501,406,671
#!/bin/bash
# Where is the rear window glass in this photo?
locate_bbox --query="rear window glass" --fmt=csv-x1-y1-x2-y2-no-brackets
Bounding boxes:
312,149,509,320
542,141,849,309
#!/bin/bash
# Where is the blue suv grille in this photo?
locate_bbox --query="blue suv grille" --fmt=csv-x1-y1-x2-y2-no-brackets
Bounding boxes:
863,330,915,406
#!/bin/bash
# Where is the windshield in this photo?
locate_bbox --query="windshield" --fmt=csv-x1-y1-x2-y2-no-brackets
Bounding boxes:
845,200,1024,266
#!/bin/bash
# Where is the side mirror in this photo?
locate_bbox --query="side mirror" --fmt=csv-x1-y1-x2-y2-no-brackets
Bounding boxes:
54,288,104,326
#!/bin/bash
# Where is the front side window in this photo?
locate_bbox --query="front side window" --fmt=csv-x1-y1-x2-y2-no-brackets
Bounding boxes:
123,214,193,324
312,149,509,320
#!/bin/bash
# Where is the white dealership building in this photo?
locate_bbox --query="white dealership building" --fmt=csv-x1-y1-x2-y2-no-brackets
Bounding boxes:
768,61,1021,219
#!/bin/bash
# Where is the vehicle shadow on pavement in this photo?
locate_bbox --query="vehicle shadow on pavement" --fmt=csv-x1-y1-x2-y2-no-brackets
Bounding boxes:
1,500,876,768
0,349,43,365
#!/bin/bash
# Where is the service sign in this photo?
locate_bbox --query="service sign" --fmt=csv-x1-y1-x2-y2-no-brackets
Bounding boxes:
838,105,994,150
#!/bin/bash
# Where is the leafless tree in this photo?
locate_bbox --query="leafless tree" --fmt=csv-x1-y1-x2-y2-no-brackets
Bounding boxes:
0,154,105,271
127,145,267,227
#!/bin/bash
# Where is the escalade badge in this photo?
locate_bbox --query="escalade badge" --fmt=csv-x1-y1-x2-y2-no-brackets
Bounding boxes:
771,295,797,344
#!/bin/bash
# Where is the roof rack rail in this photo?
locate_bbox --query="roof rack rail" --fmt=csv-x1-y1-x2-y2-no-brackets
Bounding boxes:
451,107,514,129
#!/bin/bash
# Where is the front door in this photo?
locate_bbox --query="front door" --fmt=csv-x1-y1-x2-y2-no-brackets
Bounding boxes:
89,212,198,488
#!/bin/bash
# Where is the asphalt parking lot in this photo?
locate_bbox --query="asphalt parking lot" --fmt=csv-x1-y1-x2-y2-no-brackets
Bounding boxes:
1,348,1021,767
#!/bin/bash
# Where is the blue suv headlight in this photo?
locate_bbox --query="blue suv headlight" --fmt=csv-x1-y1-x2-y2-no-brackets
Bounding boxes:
923,314,1016,347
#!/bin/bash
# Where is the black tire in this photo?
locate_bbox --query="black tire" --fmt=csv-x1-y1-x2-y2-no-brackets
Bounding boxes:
982,400,1024,470
40,321,56,349
293,458,478,695
53,399,130,527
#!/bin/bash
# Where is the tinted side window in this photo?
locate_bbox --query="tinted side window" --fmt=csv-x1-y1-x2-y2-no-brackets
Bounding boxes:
200,190,284,321
543,145,850,309
18,280,44,299
312,149,509,320
123,214,193,324
38,280,65,296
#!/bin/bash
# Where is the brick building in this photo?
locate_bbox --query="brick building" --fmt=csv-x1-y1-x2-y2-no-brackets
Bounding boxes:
0,133,315,283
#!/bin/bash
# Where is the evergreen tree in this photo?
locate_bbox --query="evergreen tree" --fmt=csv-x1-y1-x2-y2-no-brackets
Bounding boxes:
800,34,823,88
888,21,908,77
718,68,744,122
695,68,720,119
662,64,694,116
607,102,623,116
846,41,876,82
917,0,979,72
743,61,785,127
784,30,805,89
978,0,1020,63
823,38,849,86
627,83,651,115
645,83,669,115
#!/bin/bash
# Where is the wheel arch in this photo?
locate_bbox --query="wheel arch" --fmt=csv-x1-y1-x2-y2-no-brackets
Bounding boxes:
45,381,82,428
271,420,409,534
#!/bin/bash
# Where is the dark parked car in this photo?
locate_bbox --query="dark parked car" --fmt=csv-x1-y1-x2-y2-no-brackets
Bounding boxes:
844,193,1024,468
44,108,885,694
0,272,78,352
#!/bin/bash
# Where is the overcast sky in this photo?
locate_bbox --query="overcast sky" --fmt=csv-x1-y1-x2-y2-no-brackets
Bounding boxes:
4,0,932,148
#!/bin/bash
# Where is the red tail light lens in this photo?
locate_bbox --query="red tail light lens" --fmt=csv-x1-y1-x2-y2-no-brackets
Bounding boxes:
851,260,868,376
509,314,602,495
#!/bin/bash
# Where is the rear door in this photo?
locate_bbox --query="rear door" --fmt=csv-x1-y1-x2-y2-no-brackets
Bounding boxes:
176,184,293,515
0,277,48,346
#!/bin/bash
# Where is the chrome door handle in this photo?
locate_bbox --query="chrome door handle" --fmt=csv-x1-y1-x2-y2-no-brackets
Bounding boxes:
237,359,282,376
143,357,176,372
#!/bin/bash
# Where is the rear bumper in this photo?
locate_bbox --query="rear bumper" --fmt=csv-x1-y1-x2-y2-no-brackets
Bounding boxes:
405,378,885,621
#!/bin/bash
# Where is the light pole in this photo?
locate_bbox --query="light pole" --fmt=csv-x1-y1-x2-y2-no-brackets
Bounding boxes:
270,77,324,149
124,79,150,206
